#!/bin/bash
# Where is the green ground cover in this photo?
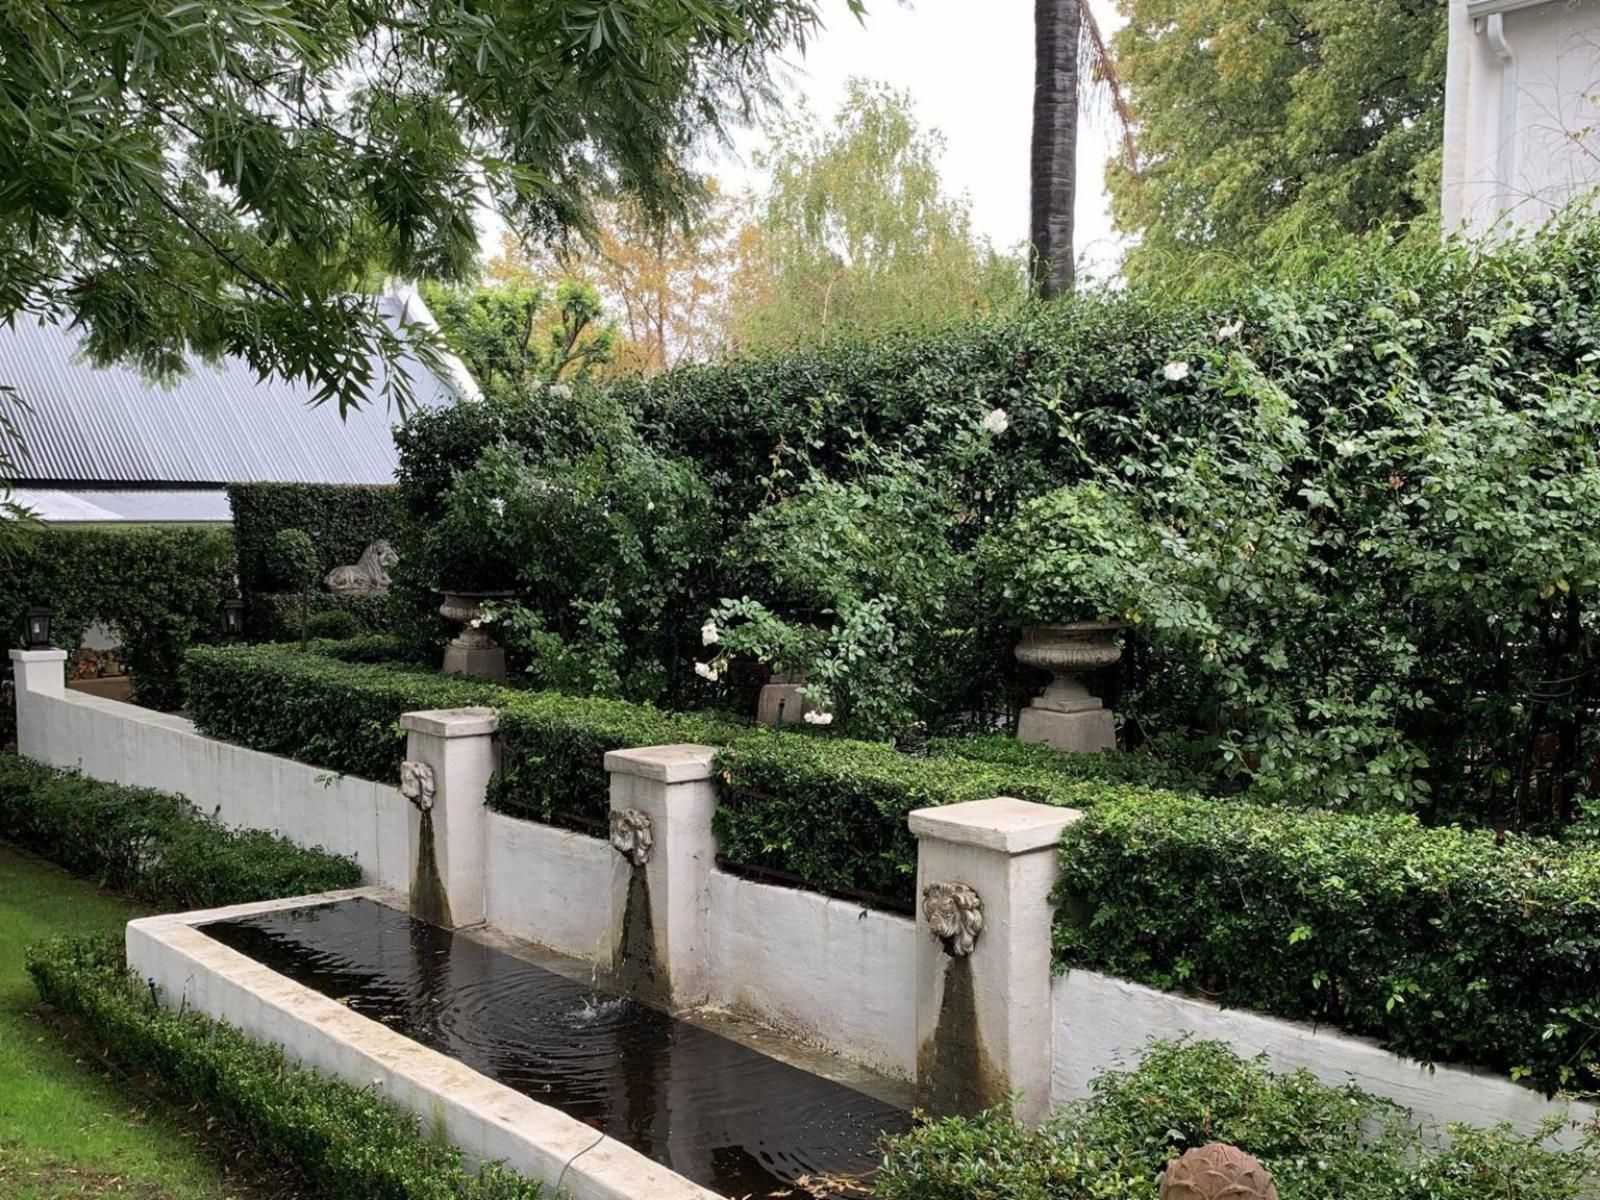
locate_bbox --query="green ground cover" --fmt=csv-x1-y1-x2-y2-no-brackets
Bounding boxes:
0,844,293,1200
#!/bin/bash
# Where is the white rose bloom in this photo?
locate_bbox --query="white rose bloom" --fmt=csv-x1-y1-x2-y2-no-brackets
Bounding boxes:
1334,439,1358,458
694,661,719,683
1214,319,1243,341
1163,361,1191,382
489,496,505,516
803,710,835,726
981,407,1010,435
701,620,720,646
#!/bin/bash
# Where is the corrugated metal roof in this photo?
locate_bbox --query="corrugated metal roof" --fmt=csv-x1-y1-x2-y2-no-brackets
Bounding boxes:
11,488,232,523
0,296,465,486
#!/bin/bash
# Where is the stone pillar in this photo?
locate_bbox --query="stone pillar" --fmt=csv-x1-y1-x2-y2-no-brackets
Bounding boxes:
10,648,67,760
910,796,1081,1126
604,744,718,1008
398,707,498,929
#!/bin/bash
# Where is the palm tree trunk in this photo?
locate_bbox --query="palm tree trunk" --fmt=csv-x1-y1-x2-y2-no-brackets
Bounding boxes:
1031,0,1081,300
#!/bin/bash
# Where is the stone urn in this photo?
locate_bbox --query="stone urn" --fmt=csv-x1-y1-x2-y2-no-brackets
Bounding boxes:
1014,621,1121,754
438,590,513,682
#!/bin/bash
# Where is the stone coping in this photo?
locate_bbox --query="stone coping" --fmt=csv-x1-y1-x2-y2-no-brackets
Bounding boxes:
603,744,717,784
908,796,1082,855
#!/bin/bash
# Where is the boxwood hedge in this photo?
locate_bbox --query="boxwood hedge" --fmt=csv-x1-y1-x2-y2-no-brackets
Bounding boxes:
1055,789,1600,1097
0,754,358,910
27,936,542,1200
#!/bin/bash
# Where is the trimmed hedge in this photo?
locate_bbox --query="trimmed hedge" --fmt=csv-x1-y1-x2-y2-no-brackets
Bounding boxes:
0,525,235,709
28,937,542,1200
714,733,1108,905
1054,790,1600,1096
0,754,358,910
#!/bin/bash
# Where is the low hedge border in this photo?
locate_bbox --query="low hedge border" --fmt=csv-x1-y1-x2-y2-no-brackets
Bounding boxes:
27,937,542,1200
1054,789,1600,1097
0,754,359,910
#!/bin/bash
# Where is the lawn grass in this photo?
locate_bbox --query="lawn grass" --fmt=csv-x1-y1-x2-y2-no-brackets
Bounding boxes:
0,843,300,1200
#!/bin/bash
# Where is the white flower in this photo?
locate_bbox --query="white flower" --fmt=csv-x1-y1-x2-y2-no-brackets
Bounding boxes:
468,618,483,629
981,407,1010,435
489,496,505,517
701,620,720,647
803,710,835,726
694,661,719,683
1163,361,1191,382
1334,439,1358,458
1214,319,1243,341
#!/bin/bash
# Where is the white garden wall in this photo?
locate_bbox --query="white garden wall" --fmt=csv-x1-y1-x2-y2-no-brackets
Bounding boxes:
15,681,411,891
12,650,1591,1142
1052,970,1597,1141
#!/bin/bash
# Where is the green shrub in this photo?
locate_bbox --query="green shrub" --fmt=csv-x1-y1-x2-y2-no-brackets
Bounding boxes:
1055,789,1600,1095
27,937,541,1200
713,733,1110,905
877,1040,1599,1200
183,644,497,782
0,525,235,709
926,733,1208,791
0,755,358,909
250,589,393,642
305,608,366,641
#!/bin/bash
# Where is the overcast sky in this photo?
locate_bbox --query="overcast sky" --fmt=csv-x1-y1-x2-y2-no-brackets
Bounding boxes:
707,0,1130,280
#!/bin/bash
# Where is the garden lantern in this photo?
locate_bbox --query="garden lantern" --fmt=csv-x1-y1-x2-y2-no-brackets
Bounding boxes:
23,605,53,649
220,598,245,638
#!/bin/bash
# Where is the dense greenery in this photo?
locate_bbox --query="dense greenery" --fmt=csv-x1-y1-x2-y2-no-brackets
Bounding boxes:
227,483,399,639
0,525,235,710
27,937,543,1200
1107,0,1447,286
878,1040,1599,1200
422,279,615,388
1,0,854,410
0,755,358,910
1055,789,1600,1095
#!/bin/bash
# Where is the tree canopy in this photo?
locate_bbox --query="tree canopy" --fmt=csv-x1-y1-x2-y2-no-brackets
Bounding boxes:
727,80,1025,350
0,0,857,410
1107,0,1447,285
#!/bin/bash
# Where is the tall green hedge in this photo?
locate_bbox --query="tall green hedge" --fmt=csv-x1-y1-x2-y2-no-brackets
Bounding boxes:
0,525,235,710
0,754,359,910
1054,790,1600,1097
28,937,543,1200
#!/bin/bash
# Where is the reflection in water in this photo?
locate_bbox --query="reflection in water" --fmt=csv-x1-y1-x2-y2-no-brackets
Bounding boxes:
203,898,908,1198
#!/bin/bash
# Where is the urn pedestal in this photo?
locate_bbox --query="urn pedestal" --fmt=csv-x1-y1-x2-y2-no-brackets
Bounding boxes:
439,592,509,683
1014,621,1120,753
755,671,810,727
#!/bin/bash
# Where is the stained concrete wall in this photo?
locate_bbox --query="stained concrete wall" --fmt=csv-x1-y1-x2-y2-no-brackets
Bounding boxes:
483,811,624,963
1051,970,1597,1141
15,686,410,891
705,871,917,1080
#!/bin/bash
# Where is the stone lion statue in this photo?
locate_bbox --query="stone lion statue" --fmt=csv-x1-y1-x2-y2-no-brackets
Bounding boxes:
325,540,399,595
923,881,984,957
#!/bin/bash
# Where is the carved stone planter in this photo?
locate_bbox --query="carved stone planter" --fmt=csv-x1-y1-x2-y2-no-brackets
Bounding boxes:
438,590,512,683
1015,621,1120,754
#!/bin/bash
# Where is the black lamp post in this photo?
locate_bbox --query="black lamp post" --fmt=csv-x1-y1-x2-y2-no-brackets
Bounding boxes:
220,599,245,639
23,605,53,649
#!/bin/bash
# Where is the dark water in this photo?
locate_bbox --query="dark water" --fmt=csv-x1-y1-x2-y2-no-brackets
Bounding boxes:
202,898,909,1198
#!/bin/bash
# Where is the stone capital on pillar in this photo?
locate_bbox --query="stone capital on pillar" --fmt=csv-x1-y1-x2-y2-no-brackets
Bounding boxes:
910,796,1082,1126
604,744,718,1008
10,648,68,698
399,707,498,929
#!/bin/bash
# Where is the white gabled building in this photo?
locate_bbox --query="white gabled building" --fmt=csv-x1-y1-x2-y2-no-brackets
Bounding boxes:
1443,0,1600,237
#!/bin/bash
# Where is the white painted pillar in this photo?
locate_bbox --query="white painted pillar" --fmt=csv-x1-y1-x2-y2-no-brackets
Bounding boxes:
10,648,67,760
604,744,718,1008
399,707,498,929
910,796,1081,1125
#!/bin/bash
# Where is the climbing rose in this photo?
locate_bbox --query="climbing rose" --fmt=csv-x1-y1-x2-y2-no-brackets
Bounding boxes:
1163,361,1191,382
981,407,1010,435
694,661,719,682
701,620,719,646
1214,319,1243,341
803,710,835,726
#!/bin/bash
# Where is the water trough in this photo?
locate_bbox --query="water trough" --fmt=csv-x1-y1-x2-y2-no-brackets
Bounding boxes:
127,888,911,1200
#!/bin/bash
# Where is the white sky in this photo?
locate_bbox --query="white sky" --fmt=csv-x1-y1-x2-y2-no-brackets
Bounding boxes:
706,0,1130,280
